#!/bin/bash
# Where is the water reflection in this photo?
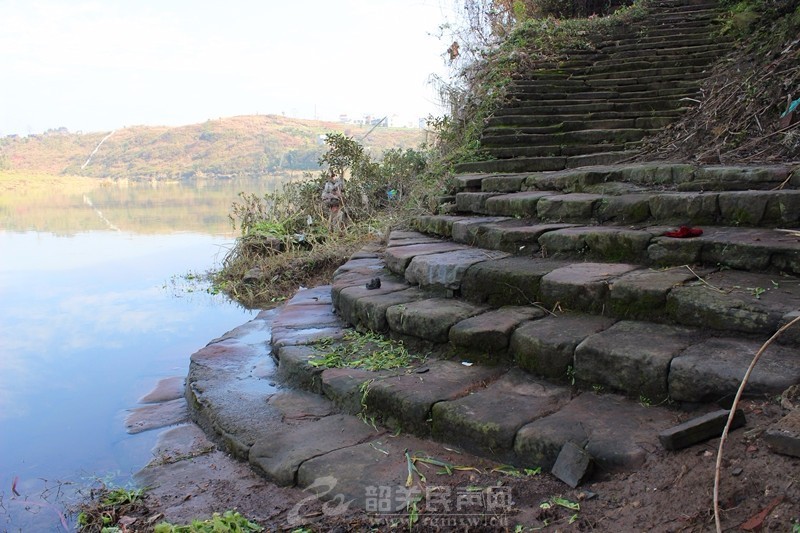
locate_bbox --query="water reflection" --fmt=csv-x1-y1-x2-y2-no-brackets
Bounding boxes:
0,176,282,530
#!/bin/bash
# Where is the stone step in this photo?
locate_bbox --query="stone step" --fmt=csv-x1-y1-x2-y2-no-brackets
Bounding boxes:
487,142,637,159
482,128,652,148
486,109,686,128
485,116,676,135
504,86,700,101
570,65,714,82
495,99,686,116
457,163,796,194
454,151,640,174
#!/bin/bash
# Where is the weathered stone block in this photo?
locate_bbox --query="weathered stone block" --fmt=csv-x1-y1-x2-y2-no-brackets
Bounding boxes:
249,415,378,486
539,227,653,262
539,262,639,313
484,191,554,217
385,298,488,343
431,369,569,461
449,306,545,354
515,394,672,471
658,409,746,450
649,192,719,224
405,248,508,293
364,360,504,434
462,257,568,306
575,321,700,400
608,267,697,320
456,192,504,214
595,194,653,224
668,338,800,403
551,442,593,488
510,314,616,380
352,287,427,333
383,241,467,275
764,410,800,458
537,193,604,221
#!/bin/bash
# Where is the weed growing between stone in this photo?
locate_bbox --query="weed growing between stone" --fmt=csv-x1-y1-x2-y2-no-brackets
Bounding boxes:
153,511,262,532
310,330,422,371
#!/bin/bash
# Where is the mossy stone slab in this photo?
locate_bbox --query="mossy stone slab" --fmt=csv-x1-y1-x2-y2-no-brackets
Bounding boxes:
510,314,617,380
514,393,673,471
608,267,698,320
574,320,701,400
461,257,569,307
484,191,555,217
385,298,488,343
405,248,509,292
352,287,428,333
364,360,504,434
539,226,654,262
449,306,546,354
539,262,639,313
666,270,800,334
669,337,800,403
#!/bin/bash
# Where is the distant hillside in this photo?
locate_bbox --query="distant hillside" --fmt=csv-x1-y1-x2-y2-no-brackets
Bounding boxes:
0,115,427,180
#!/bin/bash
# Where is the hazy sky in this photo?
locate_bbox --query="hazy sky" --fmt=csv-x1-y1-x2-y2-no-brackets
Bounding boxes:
0,1,456,135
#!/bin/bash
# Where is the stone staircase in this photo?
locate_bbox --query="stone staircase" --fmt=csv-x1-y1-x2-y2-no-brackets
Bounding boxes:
258,162,800,474
184,0,799,516
456,0,731,174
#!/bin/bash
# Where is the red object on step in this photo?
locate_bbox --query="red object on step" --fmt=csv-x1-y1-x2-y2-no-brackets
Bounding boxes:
664,226,703,238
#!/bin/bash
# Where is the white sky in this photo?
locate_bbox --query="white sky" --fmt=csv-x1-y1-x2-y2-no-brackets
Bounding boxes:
0,0,456,135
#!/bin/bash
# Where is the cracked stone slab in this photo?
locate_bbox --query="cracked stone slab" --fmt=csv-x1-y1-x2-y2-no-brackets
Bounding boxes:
383,242,468,275
364,360,505,434
666,269,800,334
449,306,546,354
249,414,382,486
461,257,569,307
510,314,617,380
514,393,673,471
385,298,489,343
539,262,639,313
405,248,509,292
431,369,570,461
669,337,800,403
575,320,702,401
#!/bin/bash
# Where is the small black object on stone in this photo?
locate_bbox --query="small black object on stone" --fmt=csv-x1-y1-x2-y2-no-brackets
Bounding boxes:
366,278,381,290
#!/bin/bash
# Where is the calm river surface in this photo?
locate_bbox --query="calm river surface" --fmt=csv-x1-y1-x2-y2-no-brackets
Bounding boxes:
0,176,280,531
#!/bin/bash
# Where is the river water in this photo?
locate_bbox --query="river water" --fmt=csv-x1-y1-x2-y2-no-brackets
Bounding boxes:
0,176,281,531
